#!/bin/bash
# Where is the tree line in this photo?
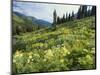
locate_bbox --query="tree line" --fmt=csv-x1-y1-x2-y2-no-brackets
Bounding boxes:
52,5,96,28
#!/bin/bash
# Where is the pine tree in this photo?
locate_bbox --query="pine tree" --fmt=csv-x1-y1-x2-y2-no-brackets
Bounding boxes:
81,5,88,18
77,6,82,19
85,6,88,17
71,11,74,20
87,7,91,17
77,5,88,19
66,12,68,21
68,13,71,21
62,14,66,22
91,6,96,16
53,9,57,29
57,16,60,24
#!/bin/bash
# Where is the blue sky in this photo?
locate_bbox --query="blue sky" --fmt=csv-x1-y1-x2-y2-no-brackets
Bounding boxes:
13,1,80,23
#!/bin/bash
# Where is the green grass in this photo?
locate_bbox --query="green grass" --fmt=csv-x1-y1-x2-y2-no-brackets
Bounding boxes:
12,16,96,74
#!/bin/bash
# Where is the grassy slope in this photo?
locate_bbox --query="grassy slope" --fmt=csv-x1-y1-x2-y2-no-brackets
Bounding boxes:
13,16,96,73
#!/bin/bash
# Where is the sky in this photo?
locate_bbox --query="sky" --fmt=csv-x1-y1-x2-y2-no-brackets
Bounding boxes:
13,1,80,23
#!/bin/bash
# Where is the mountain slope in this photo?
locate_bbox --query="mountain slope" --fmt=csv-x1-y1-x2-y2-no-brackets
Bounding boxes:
12,12,39,35
13,12,52,27
13,16,96,73
13,12,26,18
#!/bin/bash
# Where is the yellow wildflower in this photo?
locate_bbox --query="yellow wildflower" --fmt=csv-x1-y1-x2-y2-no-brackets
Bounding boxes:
13,59,16,63
34,54,40,58
68,52,70,55
29,55,32,59
20,53,23,57
60,59,64,63
62,46,68,55
31,59,34,61
14,50,21,58
46,49,53,57
27,59,30,63
43,59,47,62
45,49,53,59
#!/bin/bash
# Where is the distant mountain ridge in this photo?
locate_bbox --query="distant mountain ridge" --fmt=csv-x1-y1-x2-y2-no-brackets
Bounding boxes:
13,11,52,27
13,12,26,18
35,19,51,27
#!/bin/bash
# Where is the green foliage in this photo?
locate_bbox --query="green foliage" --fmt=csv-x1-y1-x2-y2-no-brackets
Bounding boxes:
12,16,96,74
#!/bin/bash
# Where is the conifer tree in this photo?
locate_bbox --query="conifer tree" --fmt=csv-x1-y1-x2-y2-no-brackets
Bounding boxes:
53,9,57,29
68,13,71,21
57,16,60,24
66,12,68,21
62,14,66,22
87,7,91,17
81,5,87,18
77,6,82,19
91,6,96,16
71,11,74,20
